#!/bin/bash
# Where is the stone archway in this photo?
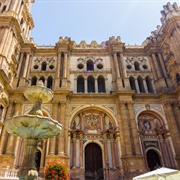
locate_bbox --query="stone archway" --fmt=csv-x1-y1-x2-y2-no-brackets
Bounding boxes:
69,107,120,179
137,110,172,169
146,149,161,171
85,143,103,180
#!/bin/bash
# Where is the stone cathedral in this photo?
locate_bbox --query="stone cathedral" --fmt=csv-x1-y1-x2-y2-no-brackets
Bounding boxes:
0,0,180,179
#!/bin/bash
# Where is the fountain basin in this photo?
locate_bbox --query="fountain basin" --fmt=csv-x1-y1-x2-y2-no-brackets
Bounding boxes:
5,115,62,139
24,85,53,103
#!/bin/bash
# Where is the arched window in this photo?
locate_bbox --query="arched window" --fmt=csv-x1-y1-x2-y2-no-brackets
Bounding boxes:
20,18,24,26
87,60,94,71
47,76,53,89
41,62,47,71
2,5,6,13
176,73,180,84
98,76,105,93
88,76,95,93
19,53,26,77
137,76,145,93
77,76,85,93
134,61,140,71
31,76,37,86
129,76,136,92
146,76,154,93
39,76,45,85
0,105,4,118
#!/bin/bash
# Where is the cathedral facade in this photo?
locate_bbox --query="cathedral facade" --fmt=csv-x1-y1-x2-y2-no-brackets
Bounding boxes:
0,1,180,179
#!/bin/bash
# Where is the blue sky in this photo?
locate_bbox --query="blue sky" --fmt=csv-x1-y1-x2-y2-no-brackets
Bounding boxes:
30,0,180,45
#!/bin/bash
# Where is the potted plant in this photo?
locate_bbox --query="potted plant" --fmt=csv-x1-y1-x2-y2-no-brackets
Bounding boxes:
45,161,70,180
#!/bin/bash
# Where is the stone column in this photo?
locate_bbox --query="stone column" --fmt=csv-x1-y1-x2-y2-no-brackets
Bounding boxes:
72,134,76,168
40,140,47,175
109,54,116,91
117,111,126,156
0,28,9,53
61,52,68,88
157,52,167,78
54,50,61,88
115,134,123,168
151,53,162,79
44,77,47,87
13,137,23,168
49,102,59,155
105,78,108,93
172,102,180,133
58,101,66,155
22,53,30,78
17,53,24,77
159,135,169,167
120,53,126,78
151,79,157,93
1,29,11,55
120,52,130,88
64,101,69,156
18,1,24,15
63,53,67,78
164,102,180,156
103,134,108,165
79,134,83,168
67,53,71,88
85,78,87,93
143,79,148,93
26,54,33,80
135,78,140,93
113,52,122,90
9,0,19,12
127,102,141,155
110,134,116,168
6,102,22,155
120,102,132,155
95,77,98,93
148,56,158,81
4,31,13,58
74,77,77,93
164,134,177,168
0,103,14,154
113,52,120,78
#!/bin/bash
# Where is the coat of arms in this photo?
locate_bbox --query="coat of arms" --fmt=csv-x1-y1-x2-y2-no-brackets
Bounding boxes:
85,114,99,130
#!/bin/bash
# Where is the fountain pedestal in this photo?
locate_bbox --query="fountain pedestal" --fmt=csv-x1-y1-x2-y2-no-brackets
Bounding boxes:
18,139,38,180
5,81,62,180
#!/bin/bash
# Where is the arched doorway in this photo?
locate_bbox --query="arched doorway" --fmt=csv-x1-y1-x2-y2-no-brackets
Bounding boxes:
146,150,161,171
85,143,103,180
35,149,41,172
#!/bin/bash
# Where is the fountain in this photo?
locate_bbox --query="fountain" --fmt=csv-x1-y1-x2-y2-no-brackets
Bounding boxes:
4,81,62,180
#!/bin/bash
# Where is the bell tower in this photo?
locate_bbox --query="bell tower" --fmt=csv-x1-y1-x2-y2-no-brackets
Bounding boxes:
0,0,35,108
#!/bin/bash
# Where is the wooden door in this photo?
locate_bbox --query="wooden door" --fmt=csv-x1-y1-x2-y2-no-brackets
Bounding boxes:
85,143,103,180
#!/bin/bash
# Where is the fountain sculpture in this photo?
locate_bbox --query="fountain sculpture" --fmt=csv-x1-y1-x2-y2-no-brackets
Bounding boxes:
5,81,62,180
